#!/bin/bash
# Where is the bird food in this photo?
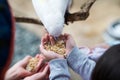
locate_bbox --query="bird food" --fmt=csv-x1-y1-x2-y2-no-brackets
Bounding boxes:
26,58,39,72
44,39,66,55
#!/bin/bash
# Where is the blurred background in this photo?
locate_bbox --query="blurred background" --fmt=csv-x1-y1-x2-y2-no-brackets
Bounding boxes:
8,0,120,80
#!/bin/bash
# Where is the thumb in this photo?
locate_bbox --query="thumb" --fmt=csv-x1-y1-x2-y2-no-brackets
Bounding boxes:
23,70,32,76
40,65,49,77
19,56,32,67
25,65,49,80
19,69,32,79
40,44,48,54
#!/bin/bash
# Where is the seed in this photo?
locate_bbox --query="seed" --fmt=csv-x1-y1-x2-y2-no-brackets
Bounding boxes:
44,39,66,55
26,58,39,72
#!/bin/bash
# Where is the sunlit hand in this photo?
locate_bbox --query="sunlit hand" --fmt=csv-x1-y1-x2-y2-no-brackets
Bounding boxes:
64,33,76,55
5,56,32,80
40,34,64,61
24,63,49,80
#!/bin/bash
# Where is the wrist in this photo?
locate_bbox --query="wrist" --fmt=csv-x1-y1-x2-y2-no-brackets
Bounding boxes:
66,48,73,55
56,55,65,59
66,46,76,57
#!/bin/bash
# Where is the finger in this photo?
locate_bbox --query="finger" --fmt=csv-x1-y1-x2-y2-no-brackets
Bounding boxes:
41,36,47,45
36,58,44,72
64,33,69,36
64,33,70,39
45,63,50,78
65,33,73,41
64,33,68,40
35,54,40,58
19,56,32,67
38,62,47,72
41,65,49,75
44,33,49,43
49,35,55,45
24,73,42,80
40,42,44,50
36,65,49,80
41,34,49,45
40,45,49,59
40,44,48,54
20,69,33,78
35,54,45,60
26,68,49,80
39,54,46,60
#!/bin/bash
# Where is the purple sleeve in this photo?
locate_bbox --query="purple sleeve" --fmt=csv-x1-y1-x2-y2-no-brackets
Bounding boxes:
87,47,107,62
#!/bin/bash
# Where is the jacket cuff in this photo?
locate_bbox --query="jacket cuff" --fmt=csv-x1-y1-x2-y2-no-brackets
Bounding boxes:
66,47,87,73
49,59,70,80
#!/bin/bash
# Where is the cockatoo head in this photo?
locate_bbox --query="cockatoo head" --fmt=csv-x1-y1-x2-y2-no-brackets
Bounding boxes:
43,13,64,37
32,0,68,37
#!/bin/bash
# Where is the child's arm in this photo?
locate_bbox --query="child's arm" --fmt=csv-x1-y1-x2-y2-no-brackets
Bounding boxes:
66,47,96,80
64,33,96,80
40,34,71,80
88,46,108,62
49,59,71,80
78,46,107,62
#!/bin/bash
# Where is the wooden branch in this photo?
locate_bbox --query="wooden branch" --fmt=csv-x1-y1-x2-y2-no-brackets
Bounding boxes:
15,17,43,25
15,0,96,25
66,0,96,23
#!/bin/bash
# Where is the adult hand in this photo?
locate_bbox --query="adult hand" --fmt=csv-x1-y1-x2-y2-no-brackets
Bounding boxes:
40,34,64,61
23,54,49,80
24,64,49,80
5,56,32,80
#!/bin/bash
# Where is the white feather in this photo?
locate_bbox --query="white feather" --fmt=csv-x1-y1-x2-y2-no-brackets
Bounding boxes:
32,0,72,37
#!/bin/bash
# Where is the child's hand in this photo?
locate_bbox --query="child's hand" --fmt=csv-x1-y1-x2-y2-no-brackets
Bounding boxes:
5,56,33,80
40,34,64,61
64,33,76,55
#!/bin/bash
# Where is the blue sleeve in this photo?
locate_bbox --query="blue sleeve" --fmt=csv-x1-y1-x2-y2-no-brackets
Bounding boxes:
67,47,96,80
49,59,71,80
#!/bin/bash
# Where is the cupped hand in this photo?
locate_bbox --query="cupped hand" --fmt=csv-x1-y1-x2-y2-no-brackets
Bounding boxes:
24,64,49,80
40,34,64,61
63,33,76,55
5,56,33,80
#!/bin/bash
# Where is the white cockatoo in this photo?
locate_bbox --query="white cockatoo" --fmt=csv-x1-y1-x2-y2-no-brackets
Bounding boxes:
32,0,72,37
